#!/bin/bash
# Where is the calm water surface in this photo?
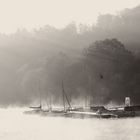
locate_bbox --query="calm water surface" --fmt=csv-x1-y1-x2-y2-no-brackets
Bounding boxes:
0,108,139,140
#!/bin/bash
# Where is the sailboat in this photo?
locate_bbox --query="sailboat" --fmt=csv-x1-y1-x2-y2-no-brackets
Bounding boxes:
24,80,44,115
40,80,72,117
29,96,42,112
24,99,42,115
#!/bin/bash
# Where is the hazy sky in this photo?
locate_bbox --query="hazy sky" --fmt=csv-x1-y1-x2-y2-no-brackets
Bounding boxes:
0,0,140,33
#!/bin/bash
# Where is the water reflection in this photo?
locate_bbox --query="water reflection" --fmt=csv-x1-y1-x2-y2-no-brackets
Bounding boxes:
0,108,139,140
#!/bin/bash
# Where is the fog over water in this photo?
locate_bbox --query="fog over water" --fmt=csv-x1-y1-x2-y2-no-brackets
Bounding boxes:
1,1,140,140
2,5,140,106
0,108,139,140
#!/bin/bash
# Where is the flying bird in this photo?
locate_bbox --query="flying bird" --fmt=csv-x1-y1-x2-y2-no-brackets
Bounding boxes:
100,74,104,79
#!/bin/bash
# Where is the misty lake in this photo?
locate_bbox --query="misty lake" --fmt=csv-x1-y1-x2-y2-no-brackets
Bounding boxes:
0,108,139,140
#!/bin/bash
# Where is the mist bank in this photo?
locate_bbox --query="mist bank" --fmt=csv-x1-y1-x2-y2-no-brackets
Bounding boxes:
0,5,140,106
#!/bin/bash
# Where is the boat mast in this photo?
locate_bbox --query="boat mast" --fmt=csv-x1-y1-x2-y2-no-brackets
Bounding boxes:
46,91,51,111
84,49,92,107
49,94,52,111
62,80,72,111
38,80,42,109
62,85,66,112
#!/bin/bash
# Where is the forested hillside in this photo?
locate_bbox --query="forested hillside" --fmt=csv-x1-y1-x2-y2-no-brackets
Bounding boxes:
0,5,140,106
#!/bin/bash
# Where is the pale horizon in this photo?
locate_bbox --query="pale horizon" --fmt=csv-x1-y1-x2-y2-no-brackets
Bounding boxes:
0,0,140,34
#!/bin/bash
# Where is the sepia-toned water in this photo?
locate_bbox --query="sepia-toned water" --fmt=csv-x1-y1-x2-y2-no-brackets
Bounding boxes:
0,108,139,140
